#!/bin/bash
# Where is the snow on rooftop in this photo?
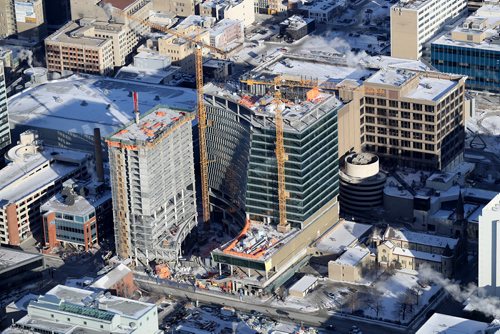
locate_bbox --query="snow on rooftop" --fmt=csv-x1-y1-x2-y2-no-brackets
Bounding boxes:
385,227,459,249
108,106,192,143
8,75,196,138
0,247,43,272
392,246,442,263
316,220,372,255
289,275,318,294
267,58,372,85
334,246,370,266
46,285,154,319
91,264,131,289
416,313,490,334
405,77,457,101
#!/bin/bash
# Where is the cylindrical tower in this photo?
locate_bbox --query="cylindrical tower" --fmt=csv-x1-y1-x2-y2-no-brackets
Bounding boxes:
339,152,386,216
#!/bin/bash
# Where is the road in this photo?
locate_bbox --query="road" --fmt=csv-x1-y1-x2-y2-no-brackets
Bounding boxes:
136,277,409,334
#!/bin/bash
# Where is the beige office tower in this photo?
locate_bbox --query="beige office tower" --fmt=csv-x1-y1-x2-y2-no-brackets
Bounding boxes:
390,0,466,60
361,69,466,170
45,22,115,75
0,0,46,41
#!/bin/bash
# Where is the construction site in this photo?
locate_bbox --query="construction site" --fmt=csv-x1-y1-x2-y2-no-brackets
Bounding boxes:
106,99,198,266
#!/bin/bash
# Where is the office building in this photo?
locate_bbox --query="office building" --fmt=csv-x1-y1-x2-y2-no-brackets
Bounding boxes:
45,21,115,75
478,193,500,297
0,0,46,41
41,179,112,253
362,69,466,170
3,285,161,334
391,0,467,59
209,18,244,51
107,105,197,264
199,0,255,27
205,85,341,294
279,15,315,41
0,131,90,246
158,15,211,72
0,63,11,157
432,4,500,92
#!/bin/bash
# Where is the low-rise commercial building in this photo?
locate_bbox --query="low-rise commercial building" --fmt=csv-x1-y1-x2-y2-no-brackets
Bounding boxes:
431,4,500,92
0,131,90,246
279,15,315,41
4,285,161,334
328,245,373,283
288,275,318,298
209,18,244,51
41,179,112,253
0,247,45,290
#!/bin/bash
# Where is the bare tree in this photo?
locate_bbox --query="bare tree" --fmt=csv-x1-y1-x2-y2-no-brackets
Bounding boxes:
367,291,385,318
397,288,417,321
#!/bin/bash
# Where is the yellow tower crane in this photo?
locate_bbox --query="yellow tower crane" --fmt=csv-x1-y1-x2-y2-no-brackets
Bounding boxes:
120,12,228,225
239,76,319,230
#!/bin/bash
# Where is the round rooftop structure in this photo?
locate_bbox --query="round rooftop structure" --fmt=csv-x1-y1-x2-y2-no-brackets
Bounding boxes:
23,67,48,85
340,153,386,216
345,152,379,178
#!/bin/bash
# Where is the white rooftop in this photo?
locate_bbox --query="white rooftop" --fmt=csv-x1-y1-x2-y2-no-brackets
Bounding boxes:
405,77,457,102
0,145,89,206
8,75,196,138
384,227,459,250
316,220,372,255
0,247,43,273
416,313,491,334
289,275,318,294
91,263,132,289
334,246,370,266
44,285,154,319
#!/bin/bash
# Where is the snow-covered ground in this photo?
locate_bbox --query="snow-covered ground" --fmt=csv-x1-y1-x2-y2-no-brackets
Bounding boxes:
466,92,500,156
277,271,440,325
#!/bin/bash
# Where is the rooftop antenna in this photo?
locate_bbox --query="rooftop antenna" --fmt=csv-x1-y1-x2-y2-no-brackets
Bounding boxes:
133,91,139,124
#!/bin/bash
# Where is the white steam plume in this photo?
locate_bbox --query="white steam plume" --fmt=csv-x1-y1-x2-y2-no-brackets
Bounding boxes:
419,264,500,318
305,35,368,68
101,3,114,20
18,49,33,68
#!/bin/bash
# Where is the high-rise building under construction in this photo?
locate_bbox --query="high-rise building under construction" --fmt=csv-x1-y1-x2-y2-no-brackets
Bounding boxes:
106,104,197,264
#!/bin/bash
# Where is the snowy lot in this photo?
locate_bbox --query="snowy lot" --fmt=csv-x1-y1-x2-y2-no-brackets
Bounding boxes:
279,270,440,325
466,92,500,156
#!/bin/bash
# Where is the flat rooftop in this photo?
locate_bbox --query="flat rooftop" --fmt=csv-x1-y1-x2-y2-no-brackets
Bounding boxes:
334,245,370,266
392,0,433,11
107,105,192,144
289,275,317,293
0,247,43,274
384,227,459,249
0,146,89,206
8,75,196,138
405,77,457,102
47,22,109,47
316,220,372,255
365,68,416,87
416,313,491,334
44,285,154,319
41,187,111,216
